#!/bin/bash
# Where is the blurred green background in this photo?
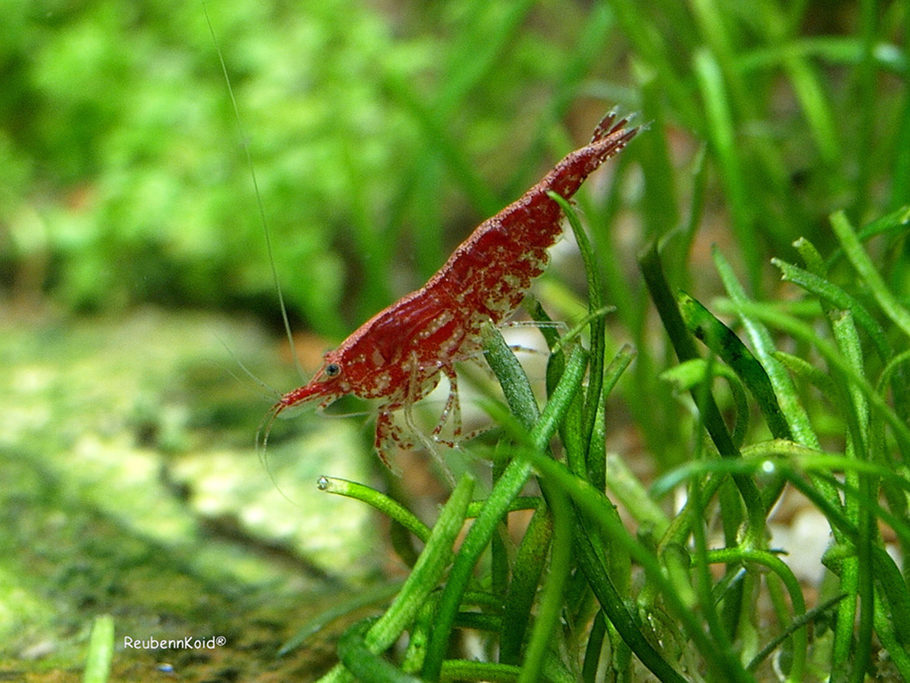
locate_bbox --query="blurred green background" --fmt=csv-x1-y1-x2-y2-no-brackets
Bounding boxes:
1,0,642,337
1,0,908,679
3,2,907,330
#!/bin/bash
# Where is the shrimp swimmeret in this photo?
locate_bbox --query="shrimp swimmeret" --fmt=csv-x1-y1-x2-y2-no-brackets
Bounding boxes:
267,113,638,466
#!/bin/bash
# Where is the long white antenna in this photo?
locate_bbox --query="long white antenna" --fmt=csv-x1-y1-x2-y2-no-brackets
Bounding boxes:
202,1,304,381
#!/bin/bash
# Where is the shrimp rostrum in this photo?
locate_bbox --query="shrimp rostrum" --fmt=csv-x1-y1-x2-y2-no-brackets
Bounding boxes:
269,112,638,466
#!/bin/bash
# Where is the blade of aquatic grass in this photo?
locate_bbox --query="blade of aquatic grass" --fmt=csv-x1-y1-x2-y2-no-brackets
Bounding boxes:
873,609,910,682
452,610,500,633
498,506,552,665
693,48,758,285
478,326,604,676
481,323,541,430
713,243,866,595
336,619,423,683
689,0,741,94
690,0,789,194
388,518,420,569
653,470,741,575
851,0,879,220
440,656,576,683
339,136,395,319
606,0,699,125
83,614,114,683
556,367,587,480
813,470,910,563
278,582,404,657
747,594,847,674
421,337,588,680
400,599,434,674
584,146,641,327
781,471,910,668
773,350,838,399
877,348,910,439
549,306,616,358
439,660,522,682
384,0,616,278
525,298,562,351
792,235,826,273
772,257,891,362
556,344,636,678
825,205,910,267
524,298,579,475
435,1,538,117
604,453,670,537
655,459,910,669
397,0,538,279
572,523,687,683
317,476,431,543
581,612,608,683
465,496,540,518
661,358,750,448
382,70,500,217
319,474,475,682
506,2,618,197
820,209,910,454
548,191,609,483
639,241,766,537
713,246,821,450
678,292,793,440
748,0,839,165
410,161,446,283
827,308,874,681
589,345,636,491
735,35,909,75
830,210,910,338
661,143,709,287
652,441,910,500
704,547,808,681
586,145,676,470
612,141,705,473
892,95,910,207
714,566,755,656
684,422,746,676
637,78,681,250
826,314,872,471
518,486,572,683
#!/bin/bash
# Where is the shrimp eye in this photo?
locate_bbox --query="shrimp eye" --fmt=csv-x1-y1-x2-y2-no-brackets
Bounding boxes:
324,362,341,378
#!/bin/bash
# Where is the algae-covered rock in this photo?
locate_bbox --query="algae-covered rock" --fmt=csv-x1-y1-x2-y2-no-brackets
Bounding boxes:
0,309,380,679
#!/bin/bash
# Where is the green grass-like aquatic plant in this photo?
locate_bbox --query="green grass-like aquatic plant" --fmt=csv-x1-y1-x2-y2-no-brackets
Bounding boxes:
4,3,910,680
283,200,910,680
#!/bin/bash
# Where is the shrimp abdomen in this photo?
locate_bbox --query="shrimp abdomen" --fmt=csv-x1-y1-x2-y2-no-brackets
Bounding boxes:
426,113,637,322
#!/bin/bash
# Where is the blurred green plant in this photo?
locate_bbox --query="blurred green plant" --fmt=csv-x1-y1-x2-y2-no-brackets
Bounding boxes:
3,1,907,342
83,614,114,683
0,0,619,337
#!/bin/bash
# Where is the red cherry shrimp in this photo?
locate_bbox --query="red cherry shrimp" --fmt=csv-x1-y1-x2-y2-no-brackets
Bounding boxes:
265,112,638,467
